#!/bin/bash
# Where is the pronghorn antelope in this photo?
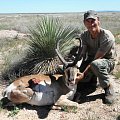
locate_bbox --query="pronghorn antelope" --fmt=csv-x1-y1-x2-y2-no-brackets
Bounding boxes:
2,39,83,108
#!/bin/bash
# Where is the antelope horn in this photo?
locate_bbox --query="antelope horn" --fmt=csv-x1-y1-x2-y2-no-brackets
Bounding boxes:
74,37,83,59
55,39,73,66
55,49,68,65
56,38,83,66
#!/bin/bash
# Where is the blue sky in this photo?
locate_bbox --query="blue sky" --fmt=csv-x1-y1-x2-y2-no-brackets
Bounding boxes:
0,0,120,13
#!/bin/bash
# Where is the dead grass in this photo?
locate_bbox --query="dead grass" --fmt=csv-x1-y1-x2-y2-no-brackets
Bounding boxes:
0,12,120,120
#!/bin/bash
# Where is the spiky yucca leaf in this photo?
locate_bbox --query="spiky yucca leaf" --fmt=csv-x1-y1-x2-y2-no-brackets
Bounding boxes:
27,17,80,74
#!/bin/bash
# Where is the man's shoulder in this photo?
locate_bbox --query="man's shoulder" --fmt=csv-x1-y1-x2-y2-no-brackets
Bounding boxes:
80,30,89,39
81,30,89,35
100,28,114,39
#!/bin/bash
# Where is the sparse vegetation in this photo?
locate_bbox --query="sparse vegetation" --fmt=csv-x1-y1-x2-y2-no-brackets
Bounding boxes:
115,72,120,79
0,100,3,111
115,36,120,44
61,105,77,113
28,16,80,74
8,106,20,117
1,16,80,80
114,61,120,79
0,12,120,120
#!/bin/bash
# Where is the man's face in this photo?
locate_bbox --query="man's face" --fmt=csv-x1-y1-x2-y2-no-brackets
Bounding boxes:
84,17,100,32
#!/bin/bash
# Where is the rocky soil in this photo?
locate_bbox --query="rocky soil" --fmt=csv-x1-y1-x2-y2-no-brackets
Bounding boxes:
0,75,120,120
0,31,120,120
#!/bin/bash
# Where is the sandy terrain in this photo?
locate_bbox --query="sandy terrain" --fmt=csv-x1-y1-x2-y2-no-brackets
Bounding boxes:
0,31,120,120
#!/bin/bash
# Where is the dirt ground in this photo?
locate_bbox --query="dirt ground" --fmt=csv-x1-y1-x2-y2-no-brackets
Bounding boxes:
0,77,120,120
0,46,120,120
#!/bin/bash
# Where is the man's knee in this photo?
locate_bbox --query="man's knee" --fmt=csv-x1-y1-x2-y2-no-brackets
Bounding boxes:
90,59,102,71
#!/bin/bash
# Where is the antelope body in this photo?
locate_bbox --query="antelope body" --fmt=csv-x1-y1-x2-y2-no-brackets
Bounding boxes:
3,38,83,108
3,66,81,107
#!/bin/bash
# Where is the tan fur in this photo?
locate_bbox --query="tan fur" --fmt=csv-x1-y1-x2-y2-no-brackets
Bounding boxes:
8,74,63,104
10,88,34,104
3,67,83,108
13,74,62,87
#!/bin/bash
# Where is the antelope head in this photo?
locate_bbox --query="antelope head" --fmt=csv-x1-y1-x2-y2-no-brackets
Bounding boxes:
55,38,83,86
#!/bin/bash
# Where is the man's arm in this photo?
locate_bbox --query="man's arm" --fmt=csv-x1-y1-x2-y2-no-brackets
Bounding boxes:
83,50,105,76
76,50,105,82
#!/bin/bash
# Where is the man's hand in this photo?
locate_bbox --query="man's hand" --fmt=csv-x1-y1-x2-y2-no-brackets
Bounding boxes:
76,72,84,83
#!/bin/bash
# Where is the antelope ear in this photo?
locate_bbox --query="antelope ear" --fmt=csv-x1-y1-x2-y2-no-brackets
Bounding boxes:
76,58,83,68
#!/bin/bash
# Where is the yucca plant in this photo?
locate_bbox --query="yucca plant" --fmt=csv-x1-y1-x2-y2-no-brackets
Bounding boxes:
2,16,81,80
27,16,80,74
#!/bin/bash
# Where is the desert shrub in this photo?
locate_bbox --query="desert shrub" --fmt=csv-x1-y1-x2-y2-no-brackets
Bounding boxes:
115,36,120,44
26,16,80,74
2,16,80,81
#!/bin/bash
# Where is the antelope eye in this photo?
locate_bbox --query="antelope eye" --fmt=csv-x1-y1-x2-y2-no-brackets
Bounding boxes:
18,85,21,88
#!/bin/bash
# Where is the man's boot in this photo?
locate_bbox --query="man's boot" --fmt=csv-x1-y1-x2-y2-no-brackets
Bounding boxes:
104,84,115,104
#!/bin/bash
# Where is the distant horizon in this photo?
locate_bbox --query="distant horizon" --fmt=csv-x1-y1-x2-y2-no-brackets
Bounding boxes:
0,10,120,15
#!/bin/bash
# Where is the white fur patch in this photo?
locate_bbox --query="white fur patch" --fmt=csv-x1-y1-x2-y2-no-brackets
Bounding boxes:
3,83,17,97
76,58,83,67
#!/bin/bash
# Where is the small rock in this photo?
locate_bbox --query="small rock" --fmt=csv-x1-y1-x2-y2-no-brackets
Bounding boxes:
113,108,117,112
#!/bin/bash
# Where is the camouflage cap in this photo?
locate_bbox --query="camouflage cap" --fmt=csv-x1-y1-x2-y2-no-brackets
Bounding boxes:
84,10,98,20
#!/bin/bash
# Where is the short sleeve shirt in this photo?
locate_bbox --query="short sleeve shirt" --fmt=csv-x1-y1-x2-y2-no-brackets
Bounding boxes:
80,28,117,60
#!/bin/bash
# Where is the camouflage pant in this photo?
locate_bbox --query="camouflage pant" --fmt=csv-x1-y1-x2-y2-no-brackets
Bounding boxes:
90,58,115,88
79,58,115,88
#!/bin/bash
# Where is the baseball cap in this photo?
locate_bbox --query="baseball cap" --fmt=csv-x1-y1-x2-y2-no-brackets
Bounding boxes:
84,10,98,20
